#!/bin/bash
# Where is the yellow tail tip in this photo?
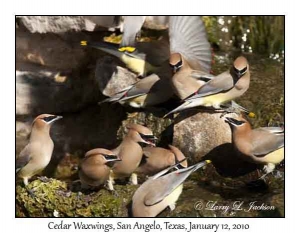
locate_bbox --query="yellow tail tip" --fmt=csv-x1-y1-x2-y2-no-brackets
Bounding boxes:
248,112,256,118
80,41,87,46
205,160,212,164
118,46,136,53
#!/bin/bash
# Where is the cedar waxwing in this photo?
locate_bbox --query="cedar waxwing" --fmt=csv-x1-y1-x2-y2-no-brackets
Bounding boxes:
99,72,173,108
16,114,63,186
109,124,157,188
164,56,250,117
132,160,211,217
225,115,284,177
168,16,212,100
136,145,188,176
80,38,169,77
79,148,121,190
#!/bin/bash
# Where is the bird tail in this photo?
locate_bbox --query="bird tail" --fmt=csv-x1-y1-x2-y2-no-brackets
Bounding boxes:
80,40,123,59
163,101,192,118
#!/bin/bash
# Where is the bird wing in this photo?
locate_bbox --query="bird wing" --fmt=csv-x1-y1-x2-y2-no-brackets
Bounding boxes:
119,74,160,101
258,127,284,134
121,16,146,47
169,16,211,72
185,71,234,100
251,129,284,157
144,161,207,206
16,145,31,173
190,70,215,82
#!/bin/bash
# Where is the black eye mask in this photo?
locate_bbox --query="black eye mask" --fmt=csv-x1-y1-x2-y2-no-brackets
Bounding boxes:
233,66,247,77
43,116,57,122
103,154,120,161
225,117,245,126
139,133,157,142
170,59,183,72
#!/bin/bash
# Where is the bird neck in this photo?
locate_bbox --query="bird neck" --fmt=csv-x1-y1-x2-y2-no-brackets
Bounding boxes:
29,125,51,142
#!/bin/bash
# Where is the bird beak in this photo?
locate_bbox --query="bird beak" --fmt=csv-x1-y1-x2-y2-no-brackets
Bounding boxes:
140,134,157,146
224,117,234,124
231,102,256,118
54,115,63,121
47,115,63,124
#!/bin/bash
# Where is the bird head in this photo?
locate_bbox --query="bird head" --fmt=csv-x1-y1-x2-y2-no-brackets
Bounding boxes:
224,115,248,129
231,56,249,78
32,114,63,129
169,53,183,73
126,124,157,146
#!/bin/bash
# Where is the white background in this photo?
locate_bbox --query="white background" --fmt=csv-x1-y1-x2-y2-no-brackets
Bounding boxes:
1,0,297,232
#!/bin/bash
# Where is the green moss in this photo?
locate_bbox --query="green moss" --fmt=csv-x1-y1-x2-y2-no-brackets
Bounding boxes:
16,179,137,217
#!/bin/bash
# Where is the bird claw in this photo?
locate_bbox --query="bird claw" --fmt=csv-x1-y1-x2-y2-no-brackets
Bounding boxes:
38,176,50,183
110,189,119,197
26,187,36,198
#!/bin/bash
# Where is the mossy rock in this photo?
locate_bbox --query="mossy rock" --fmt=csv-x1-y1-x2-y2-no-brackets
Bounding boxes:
16,179,137,217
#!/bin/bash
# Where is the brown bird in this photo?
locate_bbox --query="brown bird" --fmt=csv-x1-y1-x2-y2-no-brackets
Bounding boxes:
168,16,213,100
132,160,211,217
16,114,62,186
79,148,121,190
109,124,157,187
136,145,188,176
165,56,250,117
225,115,284,178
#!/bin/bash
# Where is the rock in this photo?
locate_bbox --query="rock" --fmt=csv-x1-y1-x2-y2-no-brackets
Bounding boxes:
16,67,100,115
16,179,136,217
16,27,87,70
172,110,259,177
172,111,231,162
17,16,94,33
95,57,138,97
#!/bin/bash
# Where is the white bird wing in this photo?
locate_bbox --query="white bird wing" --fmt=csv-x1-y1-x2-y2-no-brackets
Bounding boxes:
169,16,211,72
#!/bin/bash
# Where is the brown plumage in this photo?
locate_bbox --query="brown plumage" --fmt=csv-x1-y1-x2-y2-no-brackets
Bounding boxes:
16,114,62,186
79,148,121,188
225,115,284,174
136,145,188,176
96,124,156,188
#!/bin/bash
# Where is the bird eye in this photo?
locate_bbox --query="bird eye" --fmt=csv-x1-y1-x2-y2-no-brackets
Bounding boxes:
43,116,57,122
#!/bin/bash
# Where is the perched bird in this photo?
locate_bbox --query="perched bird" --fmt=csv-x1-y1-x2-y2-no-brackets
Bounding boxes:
109,124,157,188
99,71,173,108
132,160,211,217
164,56,250,117
168,16,213,100
225,115,284,178
16,114,63,186
79,148,121,190
136,145,188,176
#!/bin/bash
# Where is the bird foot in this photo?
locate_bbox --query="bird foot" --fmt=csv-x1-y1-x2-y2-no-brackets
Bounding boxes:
38,176,50,183
129,173,138,185
111,189,119,197
169,203,176,211
25,186,36,198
